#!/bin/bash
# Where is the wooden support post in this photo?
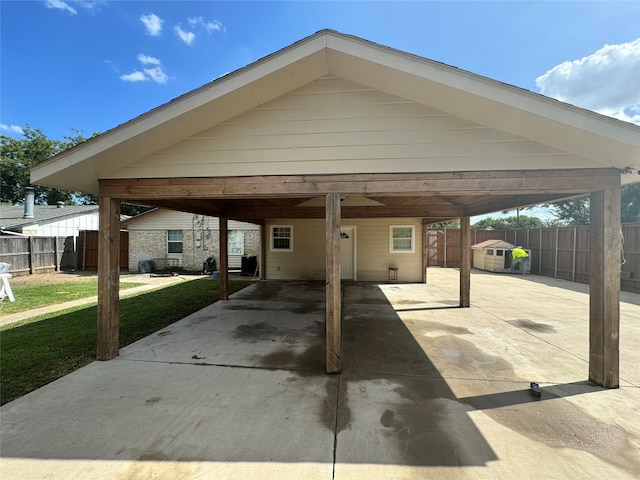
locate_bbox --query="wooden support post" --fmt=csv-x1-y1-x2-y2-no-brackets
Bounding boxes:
589,188,621,388
326,193,341,374
460,216,471,307
97,197,121,360
219,217,229,300
422,223,428,283
259,224,266,280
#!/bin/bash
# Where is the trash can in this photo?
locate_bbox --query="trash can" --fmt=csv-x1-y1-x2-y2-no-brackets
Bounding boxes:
138,260,155,273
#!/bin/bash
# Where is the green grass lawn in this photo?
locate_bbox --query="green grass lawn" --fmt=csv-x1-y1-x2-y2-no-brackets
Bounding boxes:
0,278,251,405
1,279,145,315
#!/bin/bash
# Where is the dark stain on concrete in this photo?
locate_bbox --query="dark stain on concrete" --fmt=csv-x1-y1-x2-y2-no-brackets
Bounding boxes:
156,331,171,337
370,377,495,466
321,379,351,434
137,451,168,461
421,321,473,335
233,322,280,343
509,318,556,333
292,304,324,314
380,409,395,427
396,299,425,305
256,343,325,374
224,304,266,311
430,335,515,378
144,396,161,405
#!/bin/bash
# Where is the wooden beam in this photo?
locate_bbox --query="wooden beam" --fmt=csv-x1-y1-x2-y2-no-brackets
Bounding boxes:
259,224,266,280
219,216,229,300
459,216,471,307
589,188,621,388
99,169,621,200
97,197,121,360
326,193,341,374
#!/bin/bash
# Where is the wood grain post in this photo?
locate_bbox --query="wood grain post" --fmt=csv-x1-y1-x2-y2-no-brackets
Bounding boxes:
589,188,621,388
259,224,266,280
422,223,428,283
97,197,121,360
460,216,471,307
326,193,341,374
219,217,229,300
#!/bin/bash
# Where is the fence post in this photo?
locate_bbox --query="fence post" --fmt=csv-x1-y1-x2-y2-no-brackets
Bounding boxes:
539,228,543,275
572,227,577,282
443,228,447,268
28,236,35,274
554,228,559,279
54,237,60,271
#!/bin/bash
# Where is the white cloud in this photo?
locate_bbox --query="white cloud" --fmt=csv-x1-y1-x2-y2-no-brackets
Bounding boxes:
188,16,224,33
137,54,161,66
120,54,170,84
44,0,77,15
120,71,147,83
536,38,640,125
140,13,163,36
0,124,25,135
143,67,169,84
175,26,196,46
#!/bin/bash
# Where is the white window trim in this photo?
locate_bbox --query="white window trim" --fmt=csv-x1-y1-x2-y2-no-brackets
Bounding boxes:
228,230,245,255
270,225,294,252
167,229,183,254
389,225,415,253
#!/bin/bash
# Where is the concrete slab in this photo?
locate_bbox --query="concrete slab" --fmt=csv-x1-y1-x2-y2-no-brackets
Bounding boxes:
1,269,639,479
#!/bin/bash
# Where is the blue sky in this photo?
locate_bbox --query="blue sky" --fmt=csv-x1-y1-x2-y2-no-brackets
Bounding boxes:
1,0,639,144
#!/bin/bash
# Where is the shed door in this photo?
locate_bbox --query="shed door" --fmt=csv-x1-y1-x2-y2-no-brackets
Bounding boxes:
340,227,355,280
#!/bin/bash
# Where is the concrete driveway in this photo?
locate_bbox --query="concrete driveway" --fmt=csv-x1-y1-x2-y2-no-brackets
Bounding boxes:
1,269,639,479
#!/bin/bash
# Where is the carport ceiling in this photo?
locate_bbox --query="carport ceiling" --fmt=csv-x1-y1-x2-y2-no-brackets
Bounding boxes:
139,192,580,224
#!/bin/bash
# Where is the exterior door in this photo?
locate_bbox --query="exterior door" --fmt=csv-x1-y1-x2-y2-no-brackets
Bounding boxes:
340,227,355,280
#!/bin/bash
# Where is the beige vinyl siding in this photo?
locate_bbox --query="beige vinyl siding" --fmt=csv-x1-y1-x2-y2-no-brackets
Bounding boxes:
350,219,422,282
265,218,423,282
266,220,325,280
125,210,258,231
119,76,595,179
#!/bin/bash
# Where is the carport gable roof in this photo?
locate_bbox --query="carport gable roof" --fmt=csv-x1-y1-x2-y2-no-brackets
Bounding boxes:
31,29,640,198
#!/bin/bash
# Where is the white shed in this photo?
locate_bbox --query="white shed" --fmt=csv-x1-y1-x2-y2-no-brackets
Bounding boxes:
472,239,531,273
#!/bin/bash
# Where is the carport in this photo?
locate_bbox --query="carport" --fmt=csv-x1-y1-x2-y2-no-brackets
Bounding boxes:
31,30,640,388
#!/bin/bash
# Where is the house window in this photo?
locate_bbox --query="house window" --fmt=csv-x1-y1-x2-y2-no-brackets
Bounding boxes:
167,230,183,253
228,230,245,255
390,225,415,253
271,225,293,251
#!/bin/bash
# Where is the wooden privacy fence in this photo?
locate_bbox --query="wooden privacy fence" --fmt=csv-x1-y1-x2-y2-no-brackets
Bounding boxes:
76,230,128,271
0,236,76,276
427,223,640,294
0,230,129,275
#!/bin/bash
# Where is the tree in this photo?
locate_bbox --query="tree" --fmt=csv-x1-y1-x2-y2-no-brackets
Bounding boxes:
1,127,58,205
472,215,545,230
546,183,640,225
621,183,640,223
426,219,460,229
545,197,591,226
1,126,97,205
